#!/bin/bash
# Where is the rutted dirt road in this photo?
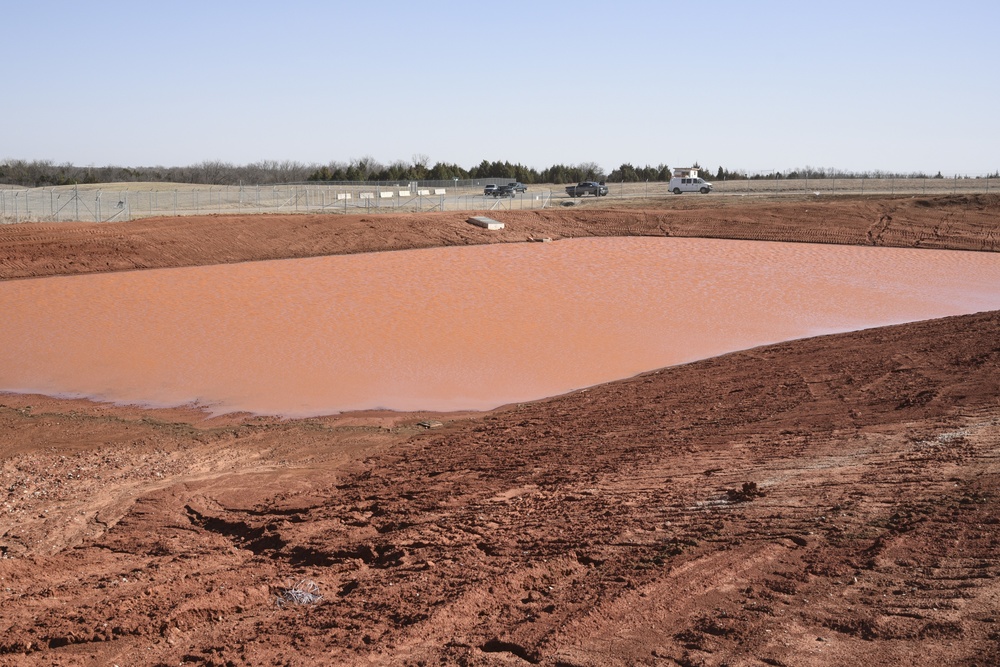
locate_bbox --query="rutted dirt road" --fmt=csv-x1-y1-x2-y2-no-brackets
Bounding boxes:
1,194,999,666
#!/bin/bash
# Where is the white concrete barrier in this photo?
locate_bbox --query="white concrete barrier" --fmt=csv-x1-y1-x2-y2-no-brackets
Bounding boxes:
433,189,446,195
467,216,505,230
380,192,394,199
417,189,430,196
398,191,411,197
336,193,352,200
360,192,374,199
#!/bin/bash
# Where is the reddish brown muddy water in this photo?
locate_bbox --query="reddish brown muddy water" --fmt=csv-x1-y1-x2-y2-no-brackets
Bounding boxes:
2,237,999,416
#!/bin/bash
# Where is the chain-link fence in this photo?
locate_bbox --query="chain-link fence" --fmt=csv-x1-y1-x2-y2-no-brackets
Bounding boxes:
0,182,555,223
0,177,994,224
712,176,995,197
599,177,996,199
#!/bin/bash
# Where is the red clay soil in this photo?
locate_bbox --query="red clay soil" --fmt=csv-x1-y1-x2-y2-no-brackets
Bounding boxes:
1,195,999,666
2,194,999,281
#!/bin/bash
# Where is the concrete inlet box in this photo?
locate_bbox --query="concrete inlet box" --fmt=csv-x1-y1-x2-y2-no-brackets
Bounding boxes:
467,216,505,230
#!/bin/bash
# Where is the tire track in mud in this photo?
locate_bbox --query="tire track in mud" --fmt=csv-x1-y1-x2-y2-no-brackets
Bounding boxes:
866,211,893,245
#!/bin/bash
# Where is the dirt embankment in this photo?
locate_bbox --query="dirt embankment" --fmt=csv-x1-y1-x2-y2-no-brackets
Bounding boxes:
1,194,999,666
1,194,999,280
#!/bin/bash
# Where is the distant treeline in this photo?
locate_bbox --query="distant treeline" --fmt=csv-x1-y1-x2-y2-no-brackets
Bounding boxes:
0,160,317,188
1,158,995,188
307,158,639,185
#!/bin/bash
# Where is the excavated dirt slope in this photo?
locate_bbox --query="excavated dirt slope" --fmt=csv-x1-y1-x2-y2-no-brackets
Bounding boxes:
1,194,999,666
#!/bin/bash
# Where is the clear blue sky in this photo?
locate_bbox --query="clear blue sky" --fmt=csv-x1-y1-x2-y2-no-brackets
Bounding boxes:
4,0,997,176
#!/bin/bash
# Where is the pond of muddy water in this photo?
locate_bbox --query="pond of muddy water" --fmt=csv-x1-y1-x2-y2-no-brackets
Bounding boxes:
2,237,999,416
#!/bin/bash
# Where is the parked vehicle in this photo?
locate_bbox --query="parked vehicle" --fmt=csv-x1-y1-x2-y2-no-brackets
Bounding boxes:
565,181,608,197
668,176,714,194
484,182,526,196
484,184,515,198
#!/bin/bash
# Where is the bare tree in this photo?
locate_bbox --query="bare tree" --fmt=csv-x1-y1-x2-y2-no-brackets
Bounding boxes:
577,162,606,181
